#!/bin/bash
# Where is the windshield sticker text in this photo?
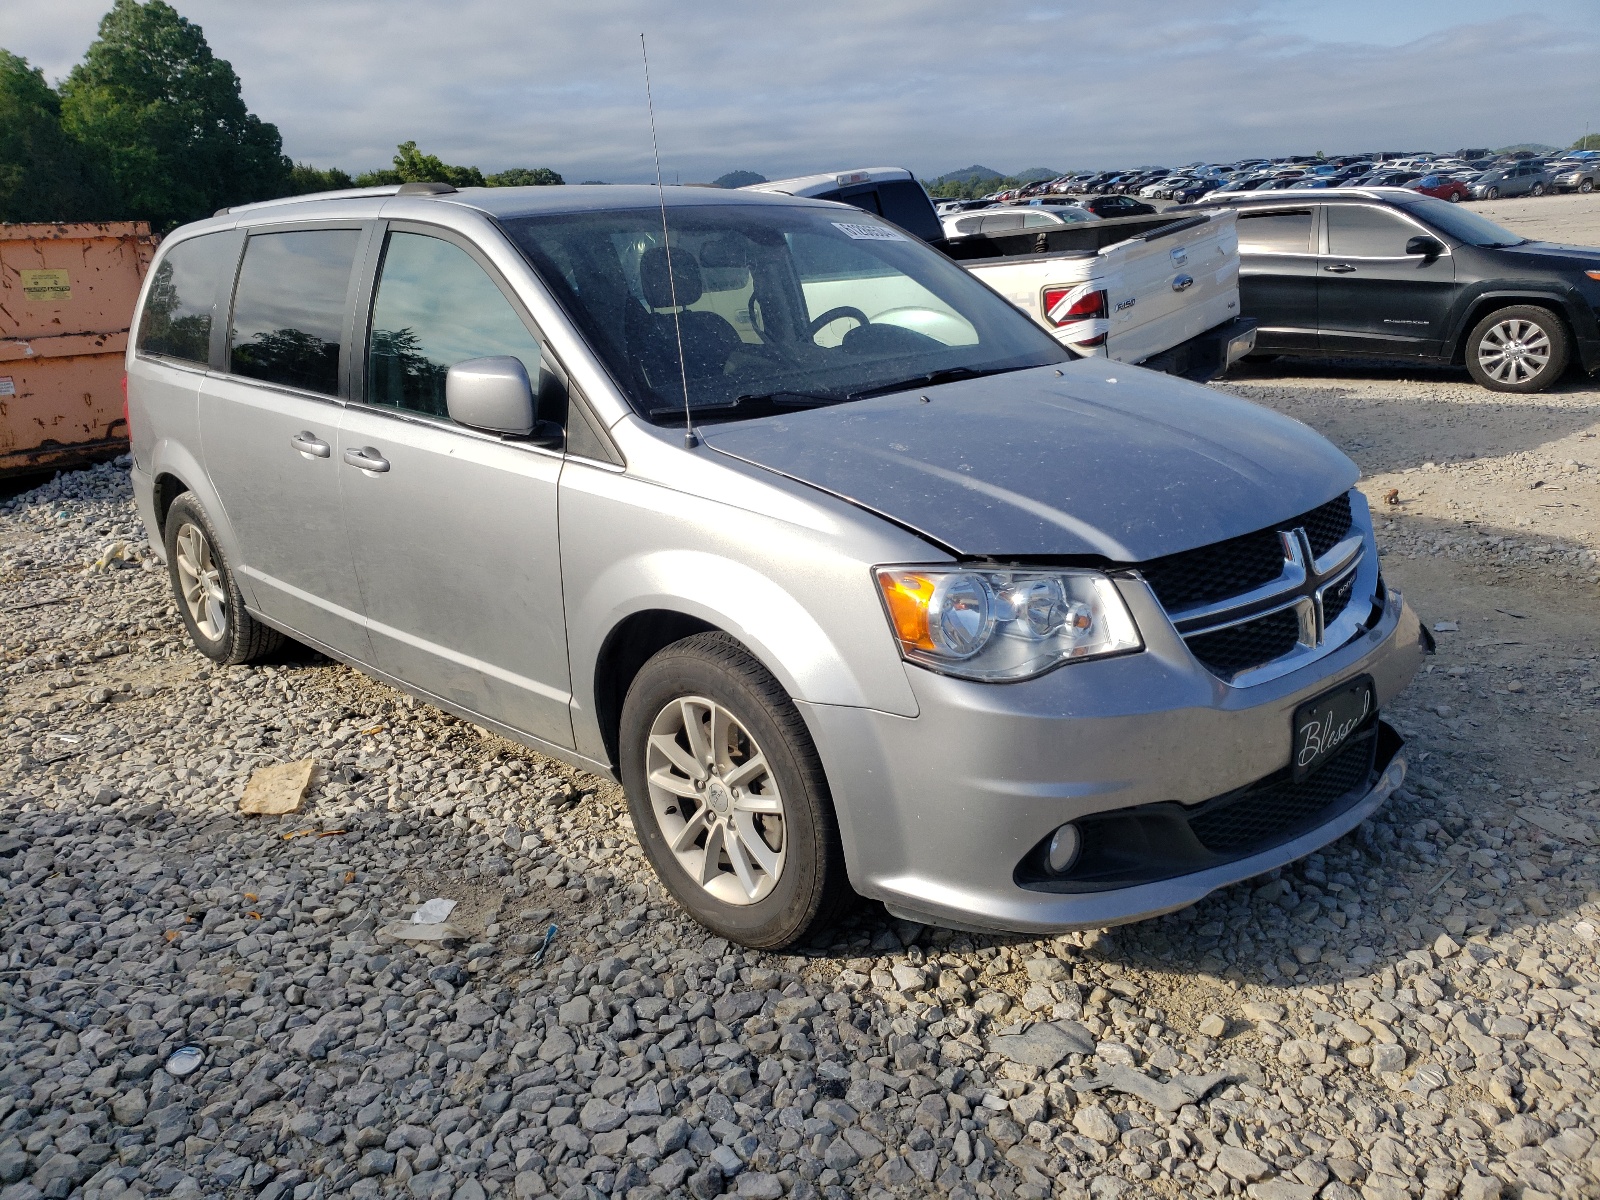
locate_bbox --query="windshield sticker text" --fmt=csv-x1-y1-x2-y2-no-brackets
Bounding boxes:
832,222,906,242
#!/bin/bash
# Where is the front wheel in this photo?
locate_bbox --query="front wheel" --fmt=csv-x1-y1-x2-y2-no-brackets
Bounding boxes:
619,632,849,948
1465,305,1570,393
1447,191,1461,202
163,492,284,664
1484,186,1499,200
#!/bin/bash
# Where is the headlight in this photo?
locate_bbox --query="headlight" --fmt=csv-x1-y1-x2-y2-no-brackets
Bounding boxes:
875,566,1142,681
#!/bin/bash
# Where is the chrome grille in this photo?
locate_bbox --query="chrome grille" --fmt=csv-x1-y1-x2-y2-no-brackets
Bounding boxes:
1139,490,1367,684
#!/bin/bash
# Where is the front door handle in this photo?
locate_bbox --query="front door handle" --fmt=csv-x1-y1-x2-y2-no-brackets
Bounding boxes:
1324,263,1357,273
343,446,390,473
289,431,331,458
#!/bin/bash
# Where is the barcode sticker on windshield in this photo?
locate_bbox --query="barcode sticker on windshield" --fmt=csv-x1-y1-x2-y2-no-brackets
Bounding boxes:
832,222,906,242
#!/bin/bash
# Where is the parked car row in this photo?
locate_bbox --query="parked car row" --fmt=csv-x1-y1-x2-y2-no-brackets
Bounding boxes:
954,148,1600,212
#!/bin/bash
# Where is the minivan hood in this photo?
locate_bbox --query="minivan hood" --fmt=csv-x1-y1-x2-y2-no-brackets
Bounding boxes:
700,363,1357,561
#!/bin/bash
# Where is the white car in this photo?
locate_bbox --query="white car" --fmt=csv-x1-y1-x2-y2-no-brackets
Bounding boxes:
942,205,1098,239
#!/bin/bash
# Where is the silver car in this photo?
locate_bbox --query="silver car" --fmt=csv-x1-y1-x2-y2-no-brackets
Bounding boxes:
127,181,1425,948
1469,161,1553,200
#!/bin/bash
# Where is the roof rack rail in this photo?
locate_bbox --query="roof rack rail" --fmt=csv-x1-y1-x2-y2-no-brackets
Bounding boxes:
212,183,420,219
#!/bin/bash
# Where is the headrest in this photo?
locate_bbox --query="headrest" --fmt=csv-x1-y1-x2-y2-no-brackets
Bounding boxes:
639,245,702,309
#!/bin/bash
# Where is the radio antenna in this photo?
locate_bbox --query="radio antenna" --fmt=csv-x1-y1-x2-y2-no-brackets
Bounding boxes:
641,33,697,449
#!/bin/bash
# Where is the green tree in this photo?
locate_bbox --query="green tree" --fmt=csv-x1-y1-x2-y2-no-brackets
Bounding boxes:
59,0,290,229
356,140,484,188
486,166,564,187
1573,134,1600,152
284,162,353,195
0,50,109,222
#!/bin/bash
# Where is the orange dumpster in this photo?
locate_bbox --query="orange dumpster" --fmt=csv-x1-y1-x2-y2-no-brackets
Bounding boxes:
0,221,158,477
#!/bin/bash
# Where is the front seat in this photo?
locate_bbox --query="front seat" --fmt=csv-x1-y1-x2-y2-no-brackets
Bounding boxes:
627,246,743,393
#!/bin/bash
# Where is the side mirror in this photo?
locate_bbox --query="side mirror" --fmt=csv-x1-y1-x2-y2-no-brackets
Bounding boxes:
446,356,562,447
1405,235,1444,259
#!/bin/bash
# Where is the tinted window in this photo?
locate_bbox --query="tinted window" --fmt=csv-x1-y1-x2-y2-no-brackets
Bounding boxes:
137,233,235,365
1325,205,1416,257
1237,209,1313,253
367,232,543,418
981,213,1024,233
229,229,360,395
1394,196,1524,247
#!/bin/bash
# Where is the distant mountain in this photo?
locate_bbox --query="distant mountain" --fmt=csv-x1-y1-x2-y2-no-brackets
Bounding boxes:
712,170,767,188
932,164,1061,186
1495,143,1559,155
932,165,1006,185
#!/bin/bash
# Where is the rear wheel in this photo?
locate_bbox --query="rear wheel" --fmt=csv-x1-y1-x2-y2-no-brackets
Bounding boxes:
1465,305,1570,393
164,492,284,664
1447,191,1461,202
1581,180,1594,194
1531,182,1547,197
619,632,849,948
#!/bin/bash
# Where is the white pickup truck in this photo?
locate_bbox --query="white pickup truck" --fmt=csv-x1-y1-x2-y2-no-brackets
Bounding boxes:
748,167,1256,380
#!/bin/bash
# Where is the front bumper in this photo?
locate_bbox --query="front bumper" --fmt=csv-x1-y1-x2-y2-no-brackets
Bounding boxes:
1137,317,1258,383
802,577,1425,935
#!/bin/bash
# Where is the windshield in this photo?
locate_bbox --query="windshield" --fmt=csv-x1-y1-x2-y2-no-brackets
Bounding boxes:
1397,195,1527,246
503,203,1068,422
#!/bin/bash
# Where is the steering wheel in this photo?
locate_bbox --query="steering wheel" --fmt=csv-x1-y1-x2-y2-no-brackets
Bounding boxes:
809,306,871,339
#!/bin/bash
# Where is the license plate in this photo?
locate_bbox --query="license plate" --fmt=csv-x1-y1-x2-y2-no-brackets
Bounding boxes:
1292,675,1374,781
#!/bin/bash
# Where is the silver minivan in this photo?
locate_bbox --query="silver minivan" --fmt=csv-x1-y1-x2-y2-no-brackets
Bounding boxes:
127,181,1425,948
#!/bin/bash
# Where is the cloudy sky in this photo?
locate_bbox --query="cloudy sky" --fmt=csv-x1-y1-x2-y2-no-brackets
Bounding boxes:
4,0,1596,182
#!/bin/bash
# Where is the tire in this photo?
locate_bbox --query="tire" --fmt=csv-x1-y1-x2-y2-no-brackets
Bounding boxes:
1464,305,1570,394
619,631,848,948
1531,183,1546,197
1485,187,1499,200
163,492,284,665
1581,180,1594,194
1447,191,1461,202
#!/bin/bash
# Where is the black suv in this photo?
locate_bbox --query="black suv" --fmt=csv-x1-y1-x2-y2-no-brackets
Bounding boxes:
1200,188,1600,392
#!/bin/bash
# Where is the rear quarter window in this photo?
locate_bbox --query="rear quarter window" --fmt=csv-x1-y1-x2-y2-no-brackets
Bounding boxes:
1237,209,1313,254
136,233,237,365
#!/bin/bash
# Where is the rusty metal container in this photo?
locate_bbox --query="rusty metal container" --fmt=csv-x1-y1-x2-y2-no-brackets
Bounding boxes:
0,221,157,476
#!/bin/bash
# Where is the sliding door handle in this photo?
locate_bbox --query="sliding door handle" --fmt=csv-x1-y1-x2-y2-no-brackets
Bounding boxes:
289,431,331,458
1323,263,1357,274
343,446,390,473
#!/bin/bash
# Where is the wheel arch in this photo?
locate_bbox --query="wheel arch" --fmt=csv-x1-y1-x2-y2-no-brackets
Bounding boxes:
1449,292,1579,366
590,608,720,771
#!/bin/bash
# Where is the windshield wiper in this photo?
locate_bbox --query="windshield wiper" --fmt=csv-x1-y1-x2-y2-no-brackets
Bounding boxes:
1478,240,1528,248
847,364,1028,400
643,390,849,426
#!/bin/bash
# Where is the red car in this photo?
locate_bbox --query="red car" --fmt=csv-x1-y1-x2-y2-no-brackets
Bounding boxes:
1410,174,1471,202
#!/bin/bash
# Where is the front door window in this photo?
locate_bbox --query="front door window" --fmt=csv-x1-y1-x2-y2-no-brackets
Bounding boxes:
367,232,544,418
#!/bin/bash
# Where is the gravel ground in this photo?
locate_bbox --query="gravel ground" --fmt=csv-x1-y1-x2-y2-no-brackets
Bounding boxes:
3,203,1600,1200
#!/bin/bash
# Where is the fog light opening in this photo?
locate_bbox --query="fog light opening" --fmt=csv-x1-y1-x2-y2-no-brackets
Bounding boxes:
1381,758,1406,793
1046,824,1081,875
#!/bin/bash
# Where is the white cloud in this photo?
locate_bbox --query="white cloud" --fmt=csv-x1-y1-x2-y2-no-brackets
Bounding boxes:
2,0,1593,181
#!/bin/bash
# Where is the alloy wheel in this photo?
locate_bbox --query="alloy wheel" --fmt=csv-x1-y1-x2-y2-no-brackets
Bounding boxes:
1477,319,1553,387
645,695,786,905
174,522,228,641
